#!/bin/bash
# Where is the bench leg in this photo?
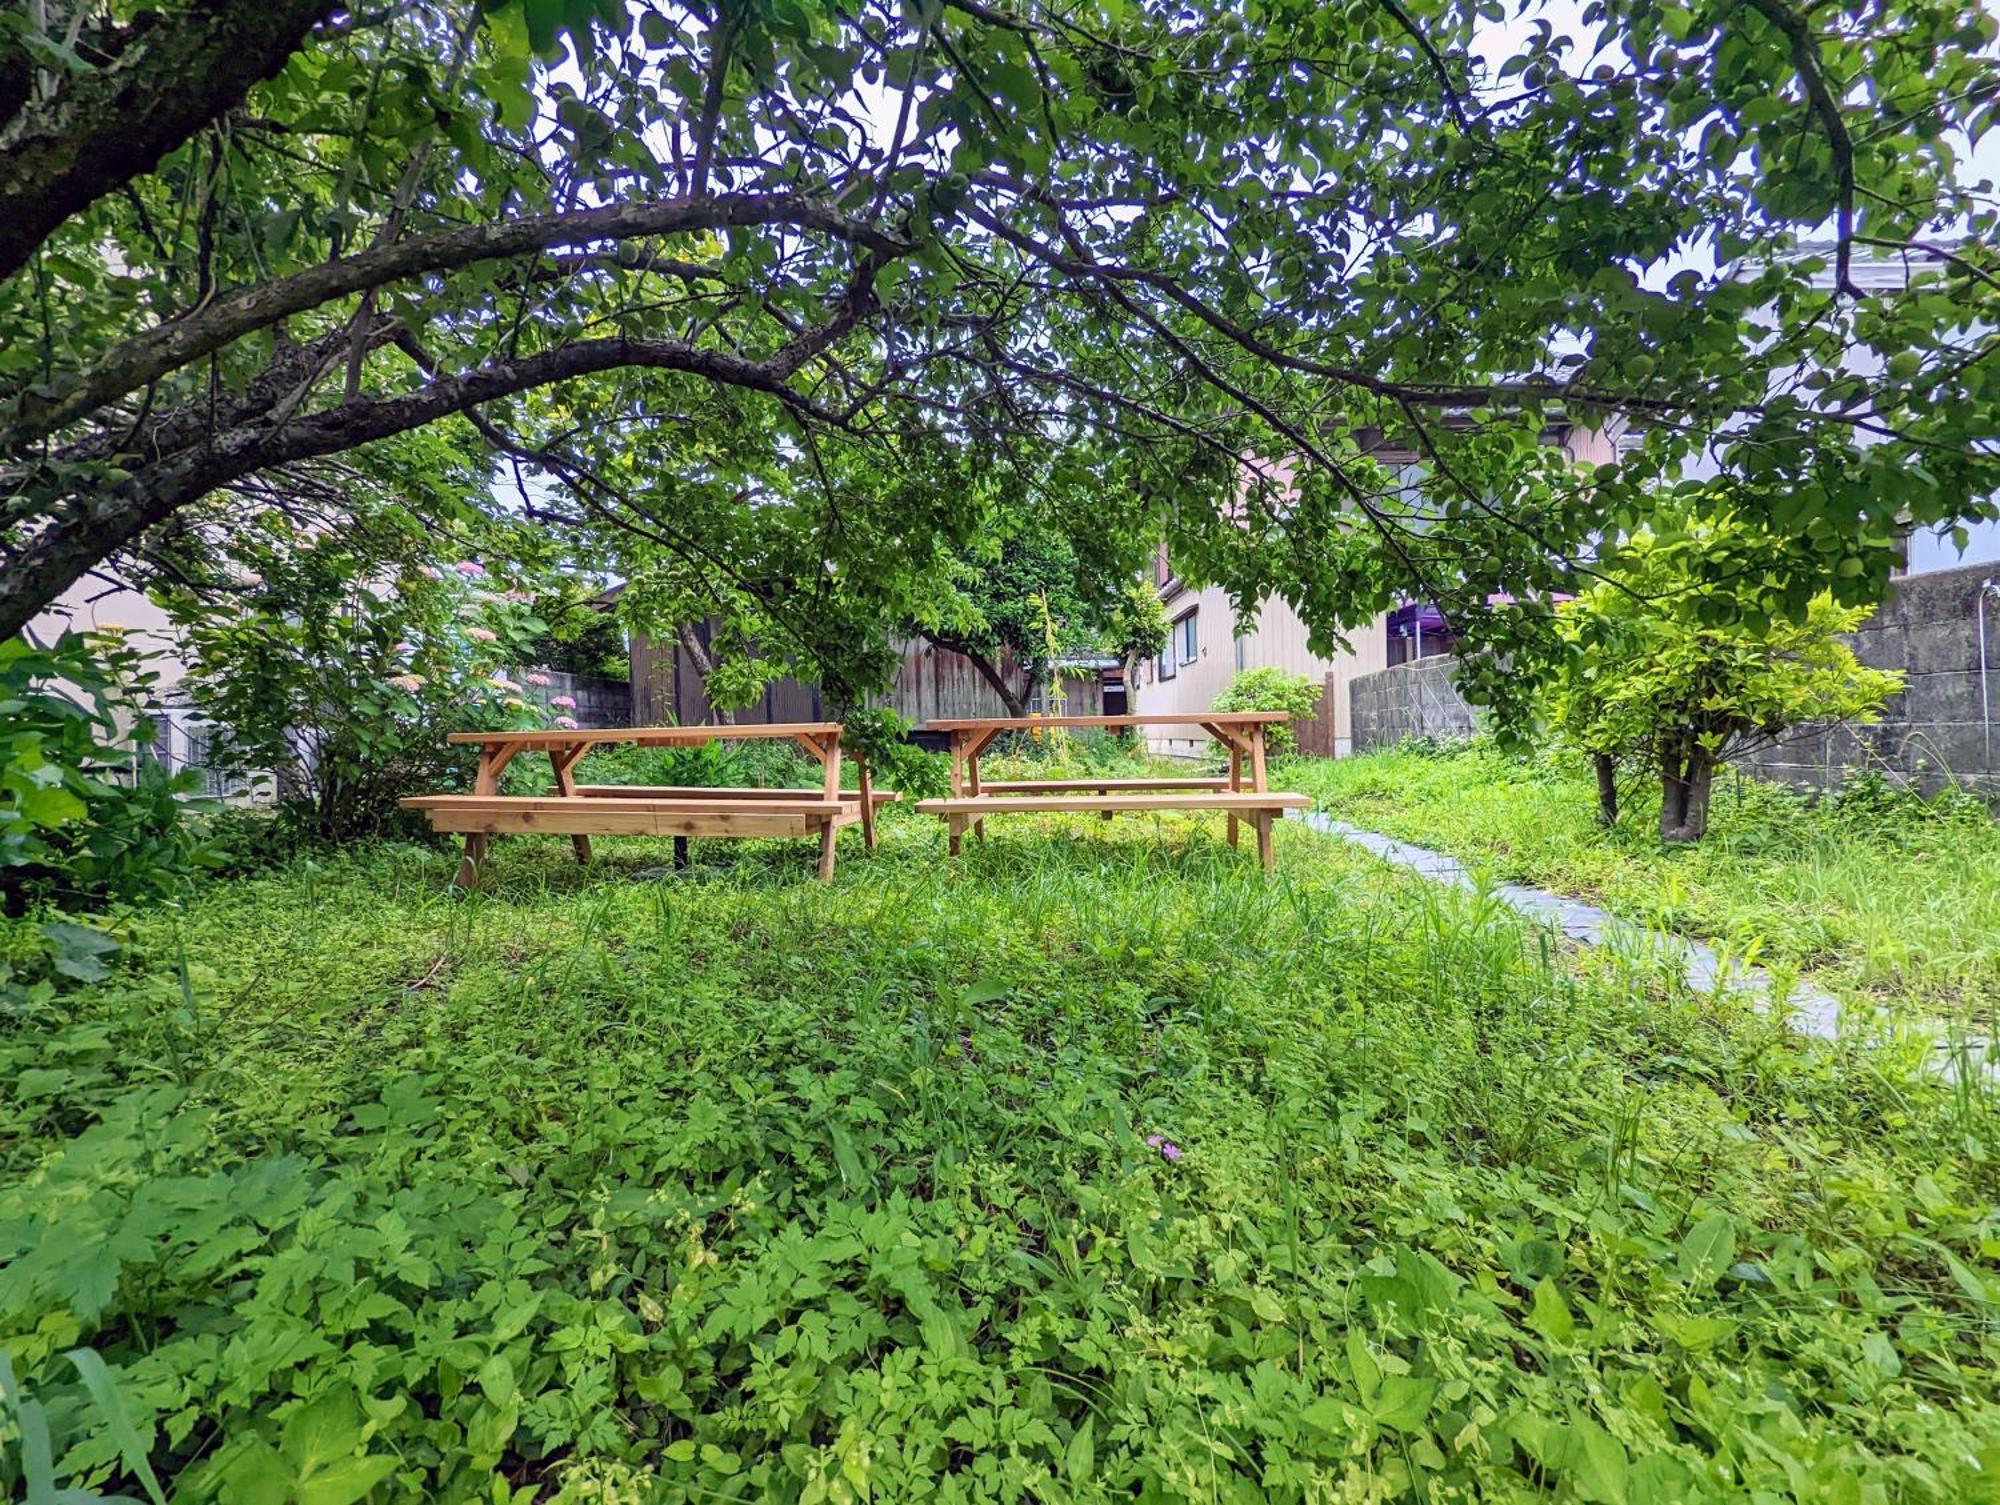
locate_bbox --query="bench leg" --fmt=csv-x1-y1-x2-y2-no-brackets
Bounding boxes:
1254,813,1274,873
818,818,838,881
947,816,963,857
454,833,488,890
1099,786,1113,820
859,760,877,853
571,834,593,865
674,836,690,871
1227,815,1239,848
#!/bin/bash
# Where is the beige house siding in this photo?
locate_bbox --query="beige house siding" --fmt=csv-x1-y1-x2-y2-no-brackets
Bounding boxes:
1131,580,1388,758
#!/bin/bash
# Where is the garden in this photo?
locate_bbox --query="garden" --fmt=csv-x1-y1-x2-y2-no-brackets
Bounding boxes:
8,0,2000,1498
8,778,2000,1503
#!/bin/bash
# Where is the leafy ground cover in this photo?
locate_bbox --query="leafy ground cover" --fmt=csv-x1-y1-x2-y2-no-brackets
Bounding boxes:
5,810,2000,1502
1281,742,2000,1028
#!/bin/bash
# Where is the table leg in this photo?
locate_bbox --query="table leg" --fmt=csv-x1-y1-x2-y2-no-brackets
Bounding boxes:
948,815,964,857
549,745,592,865
1227,744,1242,848
1255,812,1274,872
455,832,488,889
818,734,843,880
968,749,985,842
949,733,965,797
858,755,877,853
1250,725,1268,792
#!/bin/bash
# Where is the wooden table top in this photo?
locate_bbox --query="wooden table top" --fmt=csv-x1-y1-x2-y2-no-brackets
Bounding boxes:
924,712,1290,732
447,723,843,748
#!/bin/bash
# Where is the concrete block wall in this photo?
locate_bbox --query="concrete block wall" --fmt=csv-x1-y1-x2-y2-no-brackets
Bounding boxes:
1745,561,1999,796
1350,657,1478,752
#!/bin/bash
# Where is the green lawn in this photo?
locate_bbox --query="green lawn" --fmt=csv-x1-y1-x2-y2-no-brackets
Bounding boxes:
1281,742,2000,1028
6,808,2000,1502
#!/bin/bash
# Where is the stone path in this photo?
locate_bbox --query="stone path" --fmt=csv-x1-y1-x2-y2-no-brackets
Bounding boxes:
1290,810,1851,1041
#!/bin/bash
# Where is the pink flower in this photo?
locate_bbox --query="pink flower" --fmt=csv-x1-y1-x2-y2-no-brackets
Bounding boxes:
506,590,534,603
465,627,498,643
453,561,488,579
554,715,581,730
387,673,424,694
526,672,552,687
396,641,416,655
417,565,440,580
1145,1134,1184,1163
491,675,522,692
550,694,577,709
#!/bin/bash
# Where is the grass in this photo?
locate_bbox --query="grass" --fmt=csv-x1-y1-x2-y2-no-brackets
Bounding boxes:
5,805,2000,1502
1281,741,2000,1026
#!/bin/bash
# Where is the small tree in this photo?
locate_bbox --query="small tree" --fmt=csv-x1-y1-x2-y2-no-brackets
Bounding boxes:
1213,668,1322,756
166,527,551,842
1548,513,1904,842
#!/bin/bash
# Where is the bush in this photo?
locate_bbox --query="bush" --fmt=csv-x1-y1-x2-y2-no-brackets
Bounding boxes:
1,631,210,915
169,542,552,844
1212,667,1321,754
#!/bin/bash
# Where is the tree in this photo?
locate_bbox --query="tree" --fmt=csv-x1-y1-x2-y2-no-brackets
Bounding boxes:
1547,510,1905,842
3,0,1996,674
160,510,553,840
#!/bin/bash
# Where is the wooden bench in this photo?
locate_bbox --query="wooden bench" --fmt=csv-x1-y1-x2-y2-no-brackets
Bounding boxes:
915,792,1308,869
920,712,1300,868
400,724,894,886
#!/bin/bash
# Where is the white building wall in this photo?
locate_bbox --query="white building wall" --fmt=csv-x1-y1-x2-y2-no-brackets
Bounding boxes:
1131,580,1389,757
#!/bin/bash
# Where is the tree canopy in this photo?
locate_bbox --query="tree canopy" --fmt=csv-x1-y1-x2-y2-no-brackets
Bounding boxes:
3,0,1997,700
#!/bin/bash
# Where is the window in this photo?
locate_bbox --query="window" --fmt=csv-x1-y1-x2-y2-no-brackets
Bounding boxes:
1176,611,1198,666
1156,644,1176,681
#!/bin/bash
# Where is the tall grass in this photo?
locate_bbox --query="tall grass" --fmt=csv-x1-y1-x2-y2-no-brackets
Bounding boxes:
5,815,1999,1499
1283,741,2000,1023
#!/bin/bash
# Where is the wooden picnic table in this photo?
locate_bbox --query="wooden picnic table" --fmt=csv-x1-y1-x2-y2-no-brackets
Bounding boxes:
401,723,895,886
916,712,1306,869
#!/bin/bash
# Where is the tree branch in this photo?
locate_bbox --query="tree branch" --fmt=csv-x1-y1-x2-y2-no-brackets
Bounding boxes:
0,0,334,283
5,193,911,449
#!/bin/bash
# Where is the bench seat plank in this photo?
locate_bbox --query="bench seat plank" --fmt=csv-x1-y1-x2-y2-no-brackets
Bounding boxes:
404,794,847,815
914,793,1307,814
568,784,900,803
978,778,1230,794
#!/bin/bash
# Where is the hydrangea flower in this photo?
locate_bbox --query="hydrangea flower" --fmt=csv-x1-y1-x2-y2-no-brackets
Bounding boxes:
491,675,522,692
453,561,488,579
526,672,552,687
396,641,416,655
388,673,424,694
505,590,534,603
550,694,577,709
554,715,581,730
417,565,440,580
505,697,529,711
465,627,498,643
1144,1134,1184,1163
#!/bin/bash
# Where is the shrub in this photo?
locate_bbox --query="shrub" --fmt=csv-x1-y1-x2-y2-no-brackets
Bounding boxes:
168,539,551,843
1548,511,1904,842
1212,667,1321,754
1,631,209,915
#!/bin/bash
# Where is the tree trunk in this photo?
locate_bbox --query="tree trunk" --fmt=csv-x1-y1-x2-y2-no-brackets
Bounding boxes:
959,645,1028,719
1593,752,1619,828
1659,741,1715,843
675,622,733,724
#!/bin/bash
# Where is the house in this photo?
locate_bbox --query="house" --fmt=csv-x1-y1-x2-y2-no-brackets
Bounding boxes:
1133,423,1627,756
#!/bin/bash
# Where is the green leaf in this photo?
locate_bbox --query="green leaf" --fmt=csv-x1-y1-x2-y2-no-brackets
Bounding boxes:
1676,1214,1736,1289
297,1454,397,1505
1065,1416,1095,1484
282,1390,364,1472
1528,1278,1576,1345
65,1349,167,1505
